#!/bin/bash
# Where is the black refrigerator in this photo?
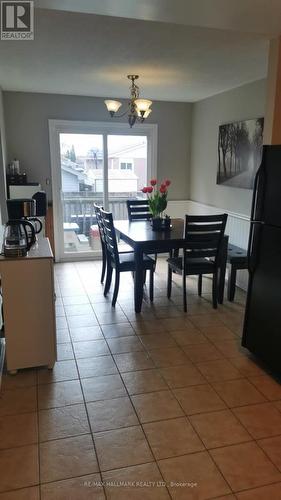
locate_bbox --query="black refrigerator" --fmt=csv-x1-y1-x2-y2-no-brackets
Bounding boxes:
242,145,281,372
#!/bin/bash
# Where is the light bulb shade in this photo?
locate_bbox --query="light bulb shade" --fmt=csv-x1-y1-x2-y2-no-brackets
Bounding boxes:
134,99,152,113
104,100,122,113
137,108,152,119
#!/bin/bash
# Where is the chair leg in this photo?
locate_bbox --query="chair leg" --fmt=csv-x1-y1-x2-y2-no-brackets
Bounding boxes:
143,270,147,284
112,270,120,307
104,264,113,296
101,246,106,284
183,271,187,312
167,265,172,298
212,272,218,309
149,269,154,301
227,266,237,302
198,274,203,296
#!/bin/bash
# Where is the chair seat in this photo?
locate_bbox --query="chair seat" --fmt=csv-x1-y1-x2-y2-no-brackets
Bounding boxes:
111,252,155,272
167,256,215,274
227,244,247,267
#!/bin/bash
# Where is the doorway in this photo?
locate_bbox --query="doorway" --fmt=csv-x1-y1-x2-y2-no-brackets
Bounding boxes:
49,121,157,261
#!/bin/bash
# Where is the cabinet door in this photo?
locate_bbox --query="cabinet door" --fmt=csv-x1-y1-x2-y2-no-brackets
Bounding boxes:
2,258,56,371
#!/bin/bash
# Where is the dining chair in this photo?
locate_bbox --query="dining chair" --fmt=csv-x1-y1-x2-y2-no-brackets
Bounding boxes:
167,214,228,311
126,199,160,268
100,208,155,307
126,199,152,221
94,204,107,283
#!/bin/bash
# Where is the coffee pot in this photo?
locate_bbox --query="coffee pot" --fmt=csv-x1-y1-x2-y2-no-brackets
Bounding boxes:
3,220,36,257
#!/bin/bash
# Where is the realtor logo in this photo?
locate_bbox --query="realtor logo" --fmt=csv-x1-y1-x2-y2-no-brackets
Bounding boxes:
1,1,34,40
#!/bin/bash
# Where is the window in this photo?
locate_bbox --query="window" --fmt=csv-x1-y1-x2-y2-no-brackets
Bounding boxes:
120,161,133,170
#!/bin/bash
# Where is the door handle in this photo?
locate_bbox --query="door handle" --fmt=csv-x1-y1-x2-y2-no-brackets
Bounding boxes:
248,222,262,273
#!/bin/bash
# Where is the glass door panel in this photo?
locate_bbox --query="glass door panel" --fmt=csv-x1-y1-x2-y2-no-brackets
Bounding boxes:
59,133,104,256
107,135,148,221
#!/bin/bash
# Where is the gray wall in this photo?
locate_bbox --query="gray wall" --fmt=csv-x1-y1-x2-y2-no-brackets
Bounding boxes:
3,92,192,201
189,79,266,216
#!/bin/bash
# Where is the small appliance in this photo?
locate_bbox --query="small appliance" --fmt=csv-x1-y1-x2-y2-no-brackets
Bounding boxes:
6,196,45,238
7,198,36,219
2,220,36,257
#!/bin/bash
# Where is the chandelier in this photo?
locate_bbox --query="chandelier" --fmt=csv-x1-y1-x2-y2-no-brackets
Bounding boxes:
104,75,152,128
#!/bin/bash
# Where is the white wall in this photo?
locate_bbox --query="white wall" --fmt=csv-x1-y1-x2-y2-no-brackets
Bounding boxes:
189,79,266,217
3,92,192,202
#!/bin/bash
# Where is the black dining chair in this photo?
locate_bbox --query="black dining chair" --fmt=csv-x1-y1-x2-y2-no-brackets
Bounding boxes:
126,199,160,267
126,199,152,221
100,208,155,307
94,203,133,284
94,204,108,283
167,214,228,312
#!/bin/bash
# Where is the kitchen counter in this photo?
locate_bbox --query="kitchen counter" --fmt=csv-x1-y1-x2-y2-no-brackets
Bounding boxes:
0,236,53,261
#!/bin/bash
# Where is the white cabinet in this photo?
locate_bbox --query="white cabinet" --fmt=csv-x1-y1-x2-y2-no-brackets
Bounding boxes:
0,238,57,373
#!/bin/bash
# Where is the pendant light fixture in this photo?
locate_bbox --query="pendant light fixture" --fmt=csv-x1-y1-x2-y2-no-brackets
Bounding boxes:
104,75,152,128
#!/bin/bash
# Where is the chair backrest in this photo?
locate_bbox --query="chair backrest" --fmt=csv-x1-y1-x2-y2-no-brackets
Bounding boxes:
126,199,152,221
94,203,105,244
100,208,120,265
183,214,228,266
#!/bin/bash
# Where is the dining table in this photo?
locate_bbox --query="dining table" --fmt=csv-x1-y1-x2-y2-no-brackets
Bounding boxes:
114,218,228,313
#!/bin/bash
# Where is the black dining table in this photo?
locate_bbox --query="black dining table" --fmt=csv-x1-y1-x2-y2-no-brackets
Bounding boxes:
114,218,228,313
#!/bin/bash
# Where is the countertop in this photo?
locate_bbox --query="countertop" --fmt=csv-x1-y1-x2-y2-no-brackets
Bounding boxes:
0,237,53,261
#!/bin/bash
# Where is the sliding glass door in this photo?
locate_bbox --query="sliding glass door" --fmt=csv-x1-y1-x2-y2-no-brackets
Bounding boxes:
49,121,157,261
107,135,148,220
59,133,104,256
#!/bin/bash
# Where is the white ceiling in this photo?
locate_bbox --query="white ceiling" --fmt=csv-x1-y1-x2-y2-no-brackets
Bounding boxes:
37,0,281,36
0,6,269,102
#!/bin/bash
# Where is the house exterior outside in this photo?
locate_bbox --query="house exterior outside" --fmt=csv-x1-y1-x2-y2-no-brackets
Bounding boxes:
61,138,146,195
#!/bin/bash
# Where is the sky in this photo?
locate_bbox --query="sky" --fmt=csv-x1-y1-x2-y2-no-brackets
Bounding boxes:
60,133,147,156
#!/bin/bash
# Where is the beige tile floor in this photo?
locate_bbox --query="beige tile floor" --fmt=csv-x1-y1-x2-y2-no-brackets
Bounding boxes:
1,258,281,499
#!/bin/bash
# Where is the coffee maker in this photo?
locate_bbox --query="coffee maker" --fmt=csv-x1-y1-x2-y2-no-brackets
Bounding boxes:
6,195,46,237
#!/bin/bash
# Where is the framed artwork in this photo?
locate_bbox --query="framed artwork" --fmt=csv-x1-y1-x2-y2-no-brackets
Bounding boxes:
217,117,264,189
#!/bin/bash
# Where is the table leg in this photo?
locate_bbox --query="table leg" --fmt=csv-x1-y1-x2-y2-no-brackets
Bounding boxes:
218,236,228,304
134,246,144,313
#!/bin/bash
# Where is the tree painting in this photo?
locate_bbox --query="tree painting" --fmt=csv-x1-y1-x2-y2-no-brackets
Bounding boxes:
217,118,264,189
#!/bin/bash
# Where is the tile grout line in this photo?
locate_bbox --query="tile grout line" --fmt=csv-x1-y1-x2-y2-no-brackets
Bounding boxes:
113,280,281,493
92,307,174,499
50,264,280,498
70,267,108,499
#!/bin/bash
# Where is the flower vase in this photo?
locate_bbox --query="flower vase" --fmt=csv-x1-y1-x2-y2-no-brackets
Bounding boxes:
151,217,163,231
151,216,171,231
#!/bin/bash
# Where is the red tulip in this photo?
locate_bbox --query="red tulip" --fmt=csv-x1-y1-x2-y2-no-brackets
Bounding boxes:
160,185,167,194
150,179,157,186
141,187,148,193
165,179,171,186
147,186,153,193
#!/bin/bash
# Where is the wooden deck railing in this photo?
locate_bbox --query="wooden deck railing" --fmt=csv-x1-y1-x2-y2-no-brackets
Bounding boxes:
62,195,136,235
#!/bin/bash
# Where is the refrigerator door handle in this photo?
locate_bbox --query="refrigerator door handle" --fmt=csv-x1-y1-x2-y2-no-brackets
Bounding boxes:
250,168,260,221
251,161,266,222
248,222,262,273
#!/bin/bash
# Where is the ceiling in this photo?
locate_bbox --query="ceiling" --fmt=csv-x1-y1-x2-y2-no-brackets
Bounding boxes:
37,0,281,36
0,5,270,102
